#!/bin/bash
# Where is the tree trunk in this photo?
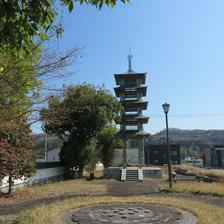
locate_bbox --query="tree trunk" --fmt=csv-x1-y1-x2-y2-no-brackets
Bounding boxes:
90,172,95,180
89,159,96,180
8,175,13,194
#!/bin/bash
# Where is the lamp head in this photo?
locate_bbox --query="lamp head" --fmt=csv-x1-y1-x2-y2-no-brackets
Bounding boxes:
162,102,170,113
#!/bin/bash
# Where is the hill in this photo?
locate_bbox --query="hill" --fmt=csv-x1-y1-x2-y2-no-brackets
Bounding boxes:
149,128,224,147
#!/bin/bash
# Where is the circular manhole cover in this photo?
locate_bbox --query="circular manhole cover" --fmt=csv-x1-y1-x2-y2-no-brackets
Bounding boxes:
61,204,197,224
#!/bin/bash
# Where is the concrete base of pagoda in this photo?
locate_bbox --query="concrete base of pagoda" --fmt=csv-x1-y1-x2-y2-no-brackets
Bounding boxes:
103,167,162,180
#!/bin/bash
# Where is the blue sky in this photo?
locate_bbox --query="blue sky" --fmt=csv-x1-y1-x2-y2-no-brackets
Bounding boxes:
32,0,224,134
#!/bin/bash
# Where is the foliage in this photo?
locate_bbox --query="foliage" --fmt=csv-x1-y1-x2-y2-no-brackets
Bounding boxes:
0,47,41,124
0,0,130,56
0,120,36,194
0,45,80,124
97,127,122,168
41,84,121,175
0,46,39,193
60,138,96,177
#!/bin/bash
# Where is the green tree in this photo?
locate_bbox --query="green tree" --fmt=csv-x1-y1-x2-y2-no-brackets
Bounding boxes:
0,45,79,124
0,45,78,192
0,120,36,194
40,84,121,176
0,47,41,124
97,127,122,168
0,0,130,56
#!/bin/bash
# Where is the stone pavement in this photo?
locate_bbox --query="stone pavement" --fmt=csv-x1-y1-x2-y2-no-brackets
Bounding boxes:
61,204,197,224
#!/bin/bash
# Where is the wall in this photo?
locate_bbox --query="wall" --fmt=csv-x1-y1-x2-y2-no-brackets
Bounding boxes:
0,162,65,193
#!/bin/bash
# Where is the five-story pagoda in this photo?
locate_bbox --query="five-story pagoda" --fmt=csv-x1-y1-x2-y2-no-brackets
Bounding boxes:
114,53,149,167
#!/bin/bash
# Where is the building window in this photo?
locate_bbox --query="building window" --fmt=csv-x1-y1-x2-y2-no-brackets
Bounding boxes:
171,151,177,156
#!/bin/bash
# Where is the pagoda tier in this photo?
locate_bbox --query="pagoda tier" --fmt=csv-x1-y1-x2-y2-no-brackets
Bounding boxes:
116,129,150,138
114,53,150,167
114,52,149,140
120,100,148,111
117,115,149,125
114,85,147,97
114,72,146,85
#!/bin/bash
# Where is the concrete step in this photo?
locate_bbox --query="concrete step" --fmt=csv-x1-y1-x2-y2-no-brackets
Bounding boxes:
126,169,139,181
121,168,144,181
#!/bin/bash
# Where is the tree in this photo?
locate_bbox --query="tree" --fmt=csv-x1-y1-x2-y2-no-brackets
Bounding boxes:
0,44,79,192
97,127,122,168
0,0,130,56
60,137,97,177
0,46,41,125
0,45,80,125
40,84,121,176
0,120,36,194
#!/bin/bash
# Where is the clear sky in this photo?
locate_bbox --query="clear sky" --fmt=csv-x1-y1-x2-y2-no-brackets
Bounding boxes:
32,0,224,134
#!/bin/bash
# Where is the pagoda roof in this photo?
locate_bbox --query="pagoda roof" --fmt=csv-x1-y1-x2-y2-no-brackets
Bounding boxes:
135,130,150,138
116,129,150,139
114,72,147,85
116,115,149,125
120,100,148,111
114,85,147,97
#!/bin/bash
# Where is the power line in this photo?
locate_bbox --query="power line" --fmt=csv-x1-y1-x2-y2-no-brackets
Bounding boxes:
150,113,224,118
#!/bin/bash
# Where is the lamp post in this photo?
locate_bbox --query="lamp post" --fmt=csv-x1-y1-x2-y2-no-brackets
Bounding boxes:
162,102,172,189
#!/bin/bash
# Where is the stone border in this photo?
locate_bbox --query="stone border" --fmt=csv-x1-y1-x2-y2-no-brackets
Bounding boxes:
60,204,197,224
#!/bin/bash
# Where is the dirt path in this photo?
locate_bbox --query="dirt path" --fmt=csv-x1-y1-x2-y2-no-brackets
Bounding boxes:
0,181,223,216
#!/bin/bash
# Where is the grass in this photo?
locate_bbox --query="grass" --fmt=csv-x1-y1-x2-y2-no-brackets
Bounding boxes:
1,169,223,224
159,182,224,197
0,178,110,205
174,165,224,182
4,196,224,224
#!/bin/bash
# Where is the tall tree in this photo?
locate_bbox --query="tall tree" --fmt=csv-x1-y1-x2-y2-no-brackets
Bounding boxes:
40,84,121,176
0,45,79,192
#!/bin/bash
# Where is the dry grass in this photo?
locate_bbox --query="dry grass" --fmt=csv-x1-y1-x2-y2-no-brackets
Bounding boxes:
28,179,107,198
0,179,110,205
159,182,224,197
5,196,224,224
174,165,224,182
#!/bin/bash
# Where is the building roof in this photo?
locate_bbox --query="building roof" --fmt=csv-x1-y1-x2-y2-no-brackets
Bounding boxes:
211,145,224,151
120,100,148,111
116,115,149,125
135,130,150,137
114,85,147,97
114,72,147,85
116,129,150,138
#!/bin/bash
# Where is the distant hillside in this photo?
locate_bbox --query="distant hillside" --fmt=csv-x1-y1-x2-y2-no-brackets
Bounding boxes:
149,129,224,148
32,129,224,159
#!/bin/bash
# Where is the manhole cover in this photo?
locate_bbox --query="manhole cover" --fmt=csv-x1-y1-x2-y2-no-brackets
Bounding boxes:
61,204,197,224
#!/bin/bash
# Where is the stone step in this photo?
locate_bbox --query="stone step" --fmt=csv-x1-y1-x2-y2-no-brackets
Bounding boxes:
126,169,139,181
121,168,144,181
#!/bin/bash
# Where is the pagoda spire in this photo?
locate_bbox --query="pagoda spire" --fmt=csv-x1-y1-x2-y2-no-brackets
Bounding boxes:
127,48,133,72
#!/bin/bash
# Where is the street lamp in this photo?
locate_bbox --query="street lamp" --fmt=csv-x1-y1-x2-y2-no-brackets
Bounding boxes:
162,102,172,188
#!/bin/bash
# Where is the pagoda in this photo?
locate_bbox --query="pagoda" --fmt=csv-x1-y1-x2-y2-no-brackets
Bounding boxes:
114,52,149,167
